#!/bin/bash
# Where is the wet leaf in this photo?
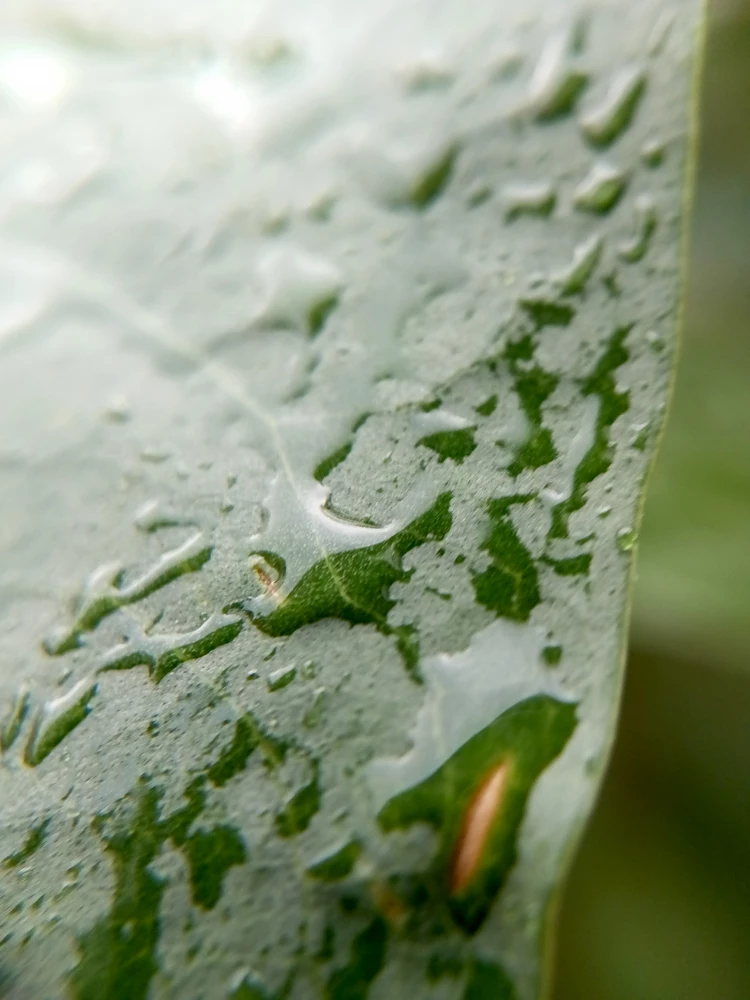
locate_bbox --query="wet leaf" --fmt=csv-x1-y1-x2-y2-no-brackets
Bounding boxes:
0,1,702,998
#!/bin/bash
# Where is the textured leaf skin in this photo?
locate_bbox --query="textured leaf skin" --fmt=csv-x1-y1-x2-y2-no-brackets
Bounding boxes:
0,1,702,998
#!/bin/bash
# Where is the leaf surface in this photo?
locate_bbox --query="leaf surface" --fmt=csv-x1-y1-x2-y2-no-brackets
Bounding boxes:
0,1,702,997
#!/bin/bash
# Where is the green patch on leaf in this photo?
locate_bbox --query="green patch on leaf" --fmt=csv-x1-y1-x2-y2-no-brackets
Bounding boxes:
418,428,477,464
249,493,452,677
3,818,50,869
471,496,540,621
463,959,518,1000
542,553,592,576
307,839,361,882
378,695,577,933
550,326,631,538
183,826,247,910
504,336,559,477
325,916,388,1000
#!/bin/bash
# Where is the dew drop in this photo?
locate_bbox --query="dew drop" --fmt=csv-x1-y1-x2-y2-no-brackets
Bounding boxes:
102,394,131,424
555,234,603,295
1,686,30,752
24,676,97,767
302,687,327,729
579,64,647,147
251,247,342,338
574,162,627,214
641,138,666,167
616,528,636,553
503,182,556,220
618,195,658,262
525,33,588,120
267,663,297,692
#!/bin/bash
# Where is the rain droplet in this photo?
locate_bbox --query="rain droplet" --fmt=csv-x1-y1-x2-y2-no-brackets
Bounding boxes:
267,663,297,692
616,528,636,552
302,687,327,729
555,234,603,295
524,33,588,120
574,162,627,214
504,181,556,220
579,65,647,147
641,138,666,167
1,686,31,752
24,676,98,766
618,195,658,262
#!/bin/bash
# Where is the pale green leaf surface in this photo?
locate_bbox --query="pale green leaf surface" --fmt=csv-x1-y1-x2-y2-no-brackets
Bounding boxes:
0,1,701,998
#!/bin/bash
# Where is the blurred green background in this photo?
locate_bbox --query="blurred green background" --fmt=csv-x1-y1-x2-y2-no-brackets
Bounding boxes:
553,1,750,998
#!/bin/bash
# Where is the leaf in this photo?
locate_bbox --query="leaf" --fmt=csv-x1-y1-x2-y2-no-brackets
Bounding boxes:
0,2,702,999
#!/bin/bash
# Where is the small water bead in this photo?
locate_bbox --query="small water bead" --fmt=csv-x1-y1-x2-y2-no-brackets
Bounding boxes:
302,687,326,729
267,663,297,692
579,64,647,147
133,499,187,533
252,247,342,337
1,686,30,751
618,195,658,262
641,138,666,167
616,528,637,552
102,394,131,424
503,182,556,220
525,32,589,120
574,162,627,214
555,234,603,295
24,676,98,767
648,10,675,55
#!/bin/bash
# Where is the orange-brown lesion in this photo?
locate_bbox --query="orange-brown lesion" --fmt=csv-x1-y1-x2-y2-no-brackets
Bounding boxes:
248,555,284,606
450,760,511,895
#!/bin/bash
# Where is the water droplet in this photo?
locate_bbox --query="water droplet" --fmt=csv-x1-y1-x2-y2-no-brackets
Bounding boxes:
542,645,563,667
301,660,317,680
618,195,658,262
134,499,188,533
1,686,30,752
524,33,588,120
504,182,556,220
246,668,260,682
226,967,273,999
219,498,235,514
251,247,342,338
267,663,297,692
641,138,666,167
616,528,636,552
631,423,650,451
44,533,213,655
139,447,170,464
99,613,242,684
648,10,675,55
579,65,647,147
646,329,664,351
555,234,603,295
102,394,131,423
397,56,455,93
302,687,326,729
597,505,612,519
24,677,97,766
574,162,627,214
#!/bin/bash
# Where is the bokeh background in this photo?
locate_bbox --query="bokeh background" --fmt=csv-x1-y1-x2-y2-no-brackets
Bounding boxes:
553,1,750,997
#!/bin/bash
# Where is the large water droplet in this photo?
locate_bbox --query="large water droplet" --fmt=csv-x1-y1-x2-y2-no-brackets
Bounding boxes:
24,677,97,766
574,162,627,214
503,182,556,220
579,65,647,147
524,33,588,120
